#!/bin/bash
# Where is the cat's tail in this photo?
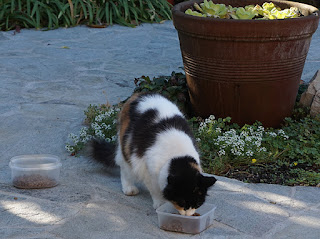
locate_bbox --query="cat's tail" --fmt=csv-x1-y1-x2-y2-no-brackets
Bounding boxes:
89,139,116,167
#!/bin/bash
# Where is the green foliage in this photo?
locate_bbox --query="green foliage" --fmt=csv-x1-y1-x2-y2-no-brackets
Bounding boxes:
185,0,302,19
194,116,288,172
296,83,309,102
66,72,320,186
196,114,320,186
0,0,172,30
286,169,320,186
282,116,320,165
133,72,191,115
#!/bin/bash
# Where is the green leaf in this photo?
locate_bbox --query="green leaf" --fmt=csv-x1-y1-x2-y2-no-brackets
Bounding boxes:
185,9,206,17
79,0,88,19
236,7,256,19
30,0,38,17
10,0,15,14
153,77,166,86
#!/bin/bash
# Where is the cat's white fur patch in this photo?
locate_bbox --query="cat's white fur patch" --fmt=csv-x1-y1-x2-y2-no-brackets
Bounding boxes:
137,94,183,121
146,129,200,191
123,129,200,206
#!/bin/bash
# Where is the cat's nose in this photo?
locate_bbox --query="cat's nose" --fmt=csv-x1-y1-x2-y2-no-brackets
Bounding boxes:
185,208,196,216
177,209,186,215
172,203,186,215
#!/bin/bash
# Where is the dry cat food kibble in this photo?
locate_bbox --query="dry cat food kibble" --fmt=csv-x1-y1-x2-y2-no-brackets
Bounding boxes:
172,212,201,216
13,174,58,189
161,220,183,232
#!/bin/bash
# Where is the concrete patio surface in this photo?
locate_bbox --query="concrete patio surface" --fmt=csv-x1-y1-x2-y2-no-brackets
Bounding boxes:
0,20,320,239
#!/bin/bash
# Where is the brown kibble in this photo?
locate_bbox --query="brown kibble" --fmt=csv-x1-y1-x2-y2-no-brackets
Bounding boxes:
171,212,201,216
161,224,183,232
13,174,57,189
161,220,183,232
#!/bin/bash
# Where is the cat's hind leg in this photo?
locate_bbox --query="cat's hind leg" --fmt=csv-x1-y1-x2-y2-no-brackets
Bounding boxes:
120,162,139,196
115,146,139,196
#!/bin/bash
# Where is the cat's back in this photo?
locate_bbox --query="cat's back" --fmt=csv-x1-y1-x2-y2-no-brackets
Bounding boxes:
135,93,184,120
121,93,196,155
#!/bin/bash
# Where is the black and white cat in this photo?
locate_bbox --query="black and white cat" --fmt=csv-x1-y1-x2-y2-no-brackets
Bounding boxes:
91,93,216,216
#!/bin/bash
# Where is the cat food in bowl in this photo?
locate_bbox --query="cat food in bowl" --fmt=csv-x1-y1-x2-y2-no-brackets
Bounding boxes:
156,202,216,234
9,154,62,189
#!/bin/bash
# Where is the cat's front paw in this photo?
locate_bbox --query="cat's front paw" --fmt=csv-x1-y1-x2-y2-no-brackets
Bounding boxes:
122,186,139,196
153,199,165,209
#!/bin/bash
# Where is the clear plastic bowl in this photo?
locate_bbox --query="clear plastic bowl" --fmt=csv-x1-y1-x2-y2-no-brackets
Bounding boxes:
9,154,62,189
156,202,216,234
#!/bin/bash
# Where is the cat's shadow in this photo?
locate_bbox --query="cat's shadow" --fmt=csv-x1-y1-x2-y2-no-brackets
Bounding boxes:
91,166,121,179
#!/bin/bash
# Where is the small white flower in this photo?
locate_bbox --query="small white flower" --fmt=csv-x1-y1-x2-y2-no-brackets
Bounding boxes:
208,115,215,121
240,131,248,137
79,127,89,137
268,132,277,137
65,145,74,153
245,136,252,142
246,150,254,157
218,149,225,156
258,147,267,152
91,122,101,130
68,133,80,144
254,141,261,147
277,129,289,139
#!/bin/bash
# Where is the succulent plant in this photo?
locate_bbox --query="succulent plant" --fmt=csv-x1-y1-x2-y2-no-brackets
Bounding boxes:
185,9,207,17
262,2,277,11
185,1,302,20
235,7,256,19
200,0,228,18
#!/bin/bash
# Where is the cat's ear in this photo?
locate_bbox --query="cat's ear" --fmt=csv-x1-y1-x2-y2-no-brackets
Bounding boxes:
199,174,217,188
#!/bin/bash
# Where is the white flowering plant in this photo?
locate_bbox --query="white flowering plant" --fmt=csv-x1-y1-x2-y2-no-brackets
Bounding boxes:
192,111,320,186
65,104,120,156
194,115,290,174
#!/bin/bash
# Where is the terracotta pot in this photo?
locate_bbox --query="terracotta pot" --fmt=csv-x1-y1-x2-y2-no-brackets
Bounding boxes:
290,0,320,8
172,0,319,127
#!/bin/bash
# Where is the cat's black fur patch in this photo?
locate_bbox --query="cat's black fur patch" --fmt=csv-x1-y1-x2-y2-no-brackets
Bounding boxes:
89,139,116,167
163,156,217,210
129,108,159,158
125,93,196,158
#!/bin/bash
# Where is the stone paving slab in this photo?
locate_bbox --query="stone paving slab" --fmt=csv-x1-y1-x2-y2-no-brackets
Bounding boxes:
0,21,320,239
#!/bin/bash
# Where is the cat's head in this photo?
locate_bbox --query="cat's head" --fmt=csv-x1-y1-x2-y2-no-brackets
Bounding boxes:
163,156,217,216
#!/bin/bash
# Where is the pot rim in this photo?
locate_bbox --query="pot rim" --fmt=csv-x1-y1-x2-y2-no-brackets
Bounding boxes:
172,0,320,23
172,0,320,38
